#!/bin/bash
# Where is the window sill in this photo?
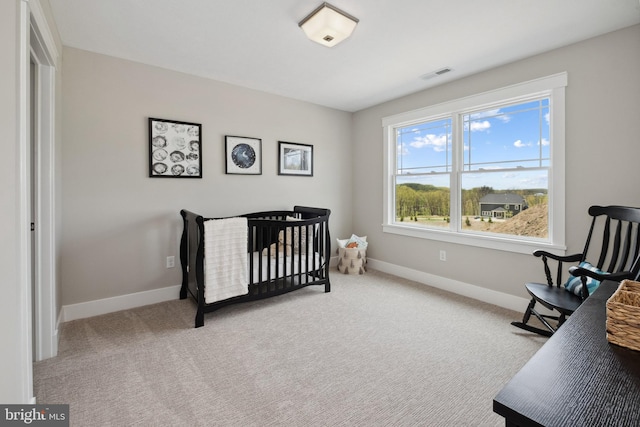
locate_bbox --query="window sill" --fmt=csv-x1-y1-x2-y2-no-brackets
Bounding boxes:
383,223,566,256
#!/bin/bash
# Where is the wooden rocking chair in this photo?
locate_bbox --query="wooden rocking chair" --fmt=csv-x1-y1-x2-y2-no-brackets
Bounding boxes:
512,205,640,337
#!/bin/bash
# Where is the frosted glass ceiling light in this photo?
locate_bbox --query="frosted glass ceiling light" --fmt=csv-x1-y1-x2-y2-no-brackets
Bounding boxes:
298,2,359,47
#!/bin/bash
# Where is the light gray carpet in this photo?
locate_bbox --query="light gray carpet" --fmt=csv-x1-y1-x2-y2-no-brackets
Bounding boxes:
34,270,546,426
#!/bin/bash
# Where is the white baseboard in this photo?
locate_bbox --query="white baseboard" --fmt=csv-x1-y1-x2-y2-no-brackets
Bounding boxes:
367,258,530,313
60,259,531,323
61,285,182,322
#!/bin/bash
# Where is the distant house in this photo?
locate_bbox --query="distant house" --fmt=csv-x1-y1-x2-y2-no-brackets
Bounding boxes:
479,193,528,218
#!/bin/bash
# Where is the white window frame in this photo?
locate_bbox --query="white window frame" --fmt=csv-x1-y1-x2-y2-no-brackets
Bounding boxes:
382,73,567,255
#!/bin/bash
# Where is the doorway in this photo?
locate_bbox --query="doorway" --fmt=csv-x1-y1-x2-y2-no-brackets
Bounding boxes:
29,13,58,361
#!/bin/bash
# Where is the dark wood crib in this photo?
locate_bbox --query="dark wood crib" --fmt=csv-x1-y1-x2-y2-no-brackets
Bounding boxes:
180,206,331,327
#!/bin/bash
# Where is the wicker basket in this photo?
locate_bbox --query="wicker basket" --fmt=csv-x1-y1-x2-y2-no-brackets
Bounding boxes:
606,280,640,352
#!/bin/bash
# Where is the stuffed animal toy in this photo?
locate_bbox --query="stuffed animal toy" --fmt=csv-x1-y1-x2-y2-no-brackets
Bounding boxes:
262,230,292,257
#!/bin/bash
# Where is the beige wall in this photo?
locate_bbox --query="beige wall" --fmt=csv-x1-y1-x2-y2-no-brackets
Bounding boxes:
60,47,353,305
352,24,640,299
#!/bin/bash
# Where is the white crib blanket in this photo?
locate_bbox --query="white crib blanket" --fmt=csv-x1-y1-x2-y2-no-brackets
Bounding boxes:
203,217,248,304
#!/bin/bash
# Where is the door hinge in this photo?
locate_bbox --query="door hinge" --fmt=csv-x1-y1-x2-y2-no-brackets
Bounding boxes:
31,222,35,231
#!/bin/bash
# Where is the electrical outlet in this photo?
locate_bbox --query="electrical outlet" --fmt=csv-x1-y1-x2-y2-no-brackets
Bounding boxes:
439,250,446,261
166,256,175,269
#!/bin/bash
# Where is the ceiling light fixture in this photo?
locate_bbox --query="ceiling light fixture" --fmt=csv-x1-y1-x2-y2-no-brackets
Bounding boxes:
298,2,359,48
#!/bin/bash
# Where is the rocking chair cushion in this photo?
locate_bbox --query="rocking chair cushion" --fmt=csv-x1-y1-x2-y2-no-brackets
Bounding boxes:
564,261,608,296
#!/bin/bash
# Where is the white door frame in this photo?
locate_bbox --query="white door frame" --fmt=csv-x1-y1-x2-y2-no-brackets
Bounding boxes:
27,0,59,362
16,0,34,402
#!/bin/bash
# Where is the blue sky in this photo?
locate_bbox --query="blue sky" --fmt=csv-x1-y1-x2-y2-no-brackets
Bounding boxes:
397,98,550,190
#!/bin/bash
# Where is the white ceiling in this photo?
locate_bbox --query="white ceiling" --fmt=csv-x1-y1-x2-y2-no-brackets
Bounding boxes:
48,0,640,112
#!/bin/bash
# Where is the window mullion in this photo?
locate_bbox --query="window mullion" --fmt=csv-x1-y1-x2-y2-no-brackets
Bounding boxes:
450,114,461,232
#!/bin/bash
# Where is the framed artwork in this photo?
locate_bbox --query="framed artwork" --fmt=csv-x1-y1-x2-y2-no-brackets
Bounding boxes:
225,136,262,175
278,141,313,176
149,118,202,178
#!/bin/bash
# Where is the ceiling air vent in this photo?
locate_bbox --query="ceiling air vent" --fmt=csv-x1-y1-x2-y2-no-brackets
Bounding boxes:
420,67,453,80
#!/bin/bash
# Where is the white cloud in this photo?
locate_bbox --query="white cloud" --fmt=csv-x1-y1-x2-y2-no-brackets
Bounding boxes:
513,140,528,148
538,138,550,146
470,120,491,132
410,133,448,152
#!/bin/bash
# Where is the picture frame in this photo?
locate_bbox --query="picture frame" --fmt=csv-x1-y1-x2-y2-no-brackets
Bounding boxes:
278,141,313,176
149,118,202,178
225,136,262,175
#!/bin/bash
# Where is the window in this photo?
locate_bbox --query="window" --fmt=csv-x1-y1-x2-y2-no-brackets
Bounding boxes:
383,73,567,254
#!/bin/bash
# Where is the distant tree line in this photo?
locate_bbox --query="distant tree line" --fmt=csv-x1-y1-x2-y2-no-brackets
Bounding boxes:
396,183,547,220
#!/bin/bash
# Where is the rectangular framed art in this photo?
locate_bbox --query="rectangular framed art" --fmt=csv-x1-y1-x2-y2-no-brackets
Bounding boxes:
149,117,202,178
278,141,313,176
225,136,262,175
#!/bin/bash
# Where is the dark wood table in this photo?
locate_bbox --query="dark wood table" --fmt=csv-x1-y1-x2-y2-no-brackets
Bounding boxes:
494,280,640,427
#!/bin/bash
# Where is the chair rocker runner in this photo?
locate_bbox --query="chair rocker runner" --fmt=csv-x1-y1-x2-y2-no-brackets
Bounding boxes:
512,205,640,337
